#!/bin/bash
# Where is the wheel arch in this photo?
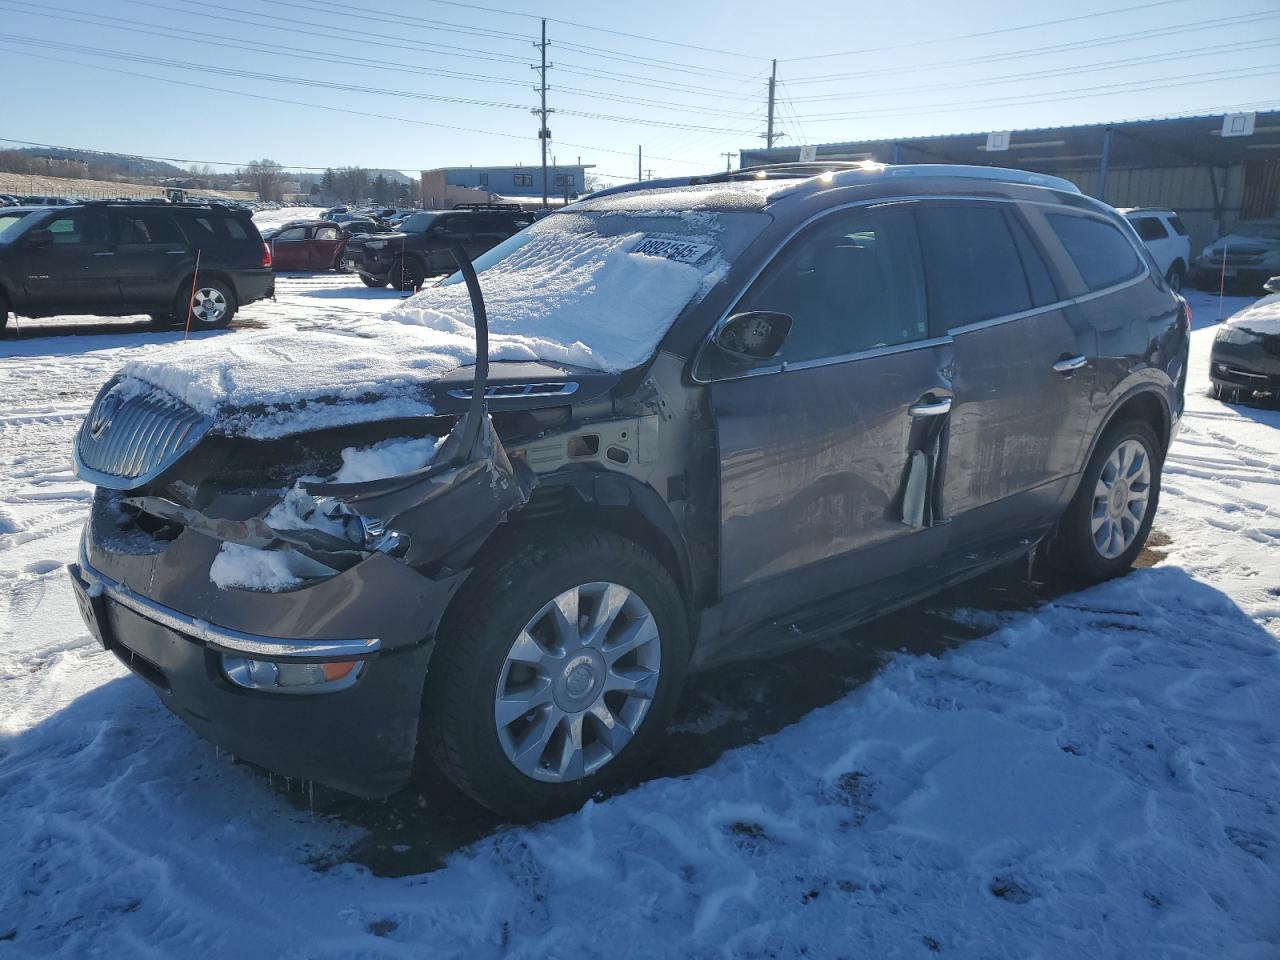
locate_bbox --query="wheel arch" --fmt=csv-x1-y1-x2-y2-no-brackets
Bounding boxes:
479,468,696,610
1081,385,1172,478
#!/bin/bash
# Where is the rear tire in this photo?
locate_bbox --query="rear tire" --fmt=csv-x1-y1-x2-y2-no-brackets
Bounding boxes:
175,278,236,329
1166,262,1185,293
423,526,690,821
359,274,387,288
1047,418,1163,585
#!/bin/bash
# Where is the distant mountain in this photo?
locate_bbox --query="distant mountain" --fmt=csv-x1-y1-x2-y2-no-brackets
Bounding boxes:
10,147,188,178
368,169,414,185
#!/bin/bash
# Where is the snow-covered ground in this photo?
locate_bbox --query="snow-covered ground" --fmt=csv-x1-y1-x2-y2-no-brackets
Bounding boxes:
1,283,1278,958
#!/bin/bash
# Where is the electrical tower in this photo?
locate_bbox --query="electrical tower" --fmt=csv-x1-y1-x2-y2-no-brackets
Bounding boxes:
532,19,553,208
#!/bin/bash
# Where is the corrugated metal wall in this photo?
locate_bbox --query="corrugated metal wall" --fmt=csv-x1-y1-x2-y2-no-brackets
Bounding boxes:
1055,165,1248,253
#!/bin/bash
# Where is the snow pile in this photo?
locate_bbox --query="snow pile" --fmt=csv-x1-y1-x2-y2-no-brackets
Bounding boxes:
118,215,724,439
333,434,445,483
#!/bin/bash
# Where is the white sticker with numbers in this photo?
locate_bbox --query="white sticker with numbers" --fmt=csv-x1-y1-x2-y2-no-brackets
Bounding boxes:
632,236,714,264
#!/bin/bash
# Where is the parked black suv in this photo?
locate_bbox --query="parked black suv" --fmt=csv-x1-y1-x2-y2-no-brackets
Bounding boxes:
344,204,531,290
0,200,273,331
67,163,1189,820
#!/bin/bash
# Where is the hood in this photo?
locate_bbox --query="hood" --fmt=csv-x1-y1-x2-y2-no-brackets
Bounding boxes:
1223,294,1280,337
1203,233,1280,256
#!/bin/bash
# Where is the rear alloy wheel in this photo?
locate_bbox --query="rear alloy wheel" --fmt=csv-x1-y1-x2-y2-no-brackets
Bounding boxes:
1047,418,1162,584
424,528,689,820
1166,263,1185,293
177,280,236,329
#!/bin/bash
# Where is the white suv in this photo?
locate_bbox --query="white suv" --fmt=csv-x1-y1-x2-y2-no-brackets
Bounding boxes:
1121,207,1192,292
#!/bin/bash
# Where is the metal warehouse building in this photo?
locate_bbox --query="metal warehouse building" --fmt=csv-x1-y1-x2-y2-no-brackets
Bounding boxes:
740,111,1280,254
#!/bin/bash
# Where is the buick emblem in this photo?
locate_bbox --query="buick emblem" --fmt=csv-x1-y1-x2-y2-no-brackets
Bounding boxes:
89,386,125,439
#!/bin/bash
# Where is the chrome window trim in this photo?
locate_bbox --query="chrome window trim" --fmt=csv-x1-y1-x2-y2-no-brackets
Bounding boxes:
691,193,1151,383
446,381,579,400
77,546,380,660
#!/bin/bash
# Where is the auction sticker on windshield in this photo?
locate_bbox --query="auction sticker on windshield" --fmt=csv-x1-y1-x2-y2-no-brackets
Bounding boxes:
633,235,714,264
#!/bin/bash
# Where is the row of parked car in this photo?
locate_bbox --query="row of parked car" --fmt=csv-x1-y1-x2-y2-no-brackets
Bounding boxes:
1119,206,1280,294
262,202,532,290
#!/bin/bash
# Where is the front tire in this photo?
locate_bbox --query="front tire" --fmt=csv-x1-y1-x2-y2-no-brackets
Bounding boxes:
1047,418,1163,585
423,527,690,820
389,256,425,292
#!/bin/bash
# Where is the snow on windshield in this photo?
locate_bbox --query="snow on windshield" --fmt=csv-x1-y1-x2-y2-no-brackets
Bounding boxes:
119,209,767,438
385,211,742,371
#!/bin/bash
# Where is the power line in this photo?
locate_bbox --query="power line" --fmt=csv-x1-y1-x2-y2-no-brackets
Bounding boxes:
787,64,1280,123
0,2,752,116
0,46,719,168
783,37,1280,106
785,10,1280,84
788,0,1192,62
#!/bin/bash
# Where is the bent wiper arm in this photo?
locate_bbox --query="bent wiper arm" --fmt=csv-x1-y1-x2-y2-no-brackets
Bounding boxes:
447,241,488,460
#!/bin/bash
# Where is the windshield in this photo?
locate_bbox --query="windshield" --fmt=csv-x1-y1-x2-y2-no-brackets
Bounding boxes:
400,212,439,233
0,211,38,240
1230,221,1280,241
387,208,771,372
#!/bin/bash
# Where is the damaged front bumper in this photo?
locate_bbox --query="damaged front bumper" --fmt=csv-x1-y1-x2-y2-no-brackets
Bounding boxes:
67,415,534,798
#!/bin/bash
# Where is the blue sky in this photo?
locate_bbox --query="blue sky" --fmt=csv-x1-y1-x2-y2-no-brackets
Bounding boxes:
1,0,1278,183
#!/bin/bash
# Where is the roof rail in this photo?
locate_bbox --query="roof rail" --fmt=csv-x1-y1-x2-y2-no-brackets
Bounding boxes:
452,202,526,211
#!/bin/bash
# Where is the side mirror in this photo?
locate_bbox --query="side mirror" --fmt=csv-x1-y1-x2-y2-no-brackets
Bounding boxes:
23,229,53,248
713,311,793,364
1264,276,1280,295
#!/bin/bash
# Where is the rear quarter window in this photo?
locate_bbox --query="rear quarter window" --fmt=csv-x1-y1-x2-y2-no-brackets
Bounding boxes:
1046,213,1144,293
1168,215,1189,236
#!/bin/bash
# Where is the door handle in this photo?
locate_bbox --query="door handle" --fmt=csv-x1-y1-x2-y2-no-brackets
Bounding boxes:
1053,355,1088,374
93,251,115,257
908,397,952,418
165,250,187,255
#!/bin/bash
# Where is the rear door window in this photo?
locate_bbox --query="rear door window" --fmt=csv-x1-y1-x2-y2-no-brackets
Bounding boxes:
1046,213,1144,292
180,215,222,249
117,211,185,245
1131,216,1168,241
224,218,251,241
915,202,1034,332
274,227,307,241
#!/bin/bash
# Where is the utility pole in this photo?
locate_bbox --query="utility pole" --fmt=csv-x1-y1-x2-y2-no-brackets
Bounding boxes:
637,145,642,183
765,58,778,150
644,169,655,180
532,19,553,208
721,151,734,172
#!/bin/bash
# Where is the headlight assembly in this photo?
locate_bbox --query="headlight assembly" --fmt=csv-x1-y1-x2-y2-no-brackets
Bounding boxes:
1215,325,1261,345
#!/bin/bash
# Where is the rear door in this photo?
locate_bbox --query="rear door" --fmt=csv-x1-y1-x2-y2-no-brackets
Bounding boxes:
914,200,1097,543
19,207,120,312
706,202,954,637
112,209,190,309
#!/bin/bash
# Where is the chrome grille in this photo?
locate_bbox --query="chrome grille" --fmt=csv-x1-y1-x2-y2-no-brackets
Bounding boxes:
75,377,212,490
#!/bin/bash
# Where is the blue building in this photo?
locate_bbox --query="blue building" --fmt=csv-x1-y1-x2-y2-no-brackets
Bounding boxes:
422,164,592,203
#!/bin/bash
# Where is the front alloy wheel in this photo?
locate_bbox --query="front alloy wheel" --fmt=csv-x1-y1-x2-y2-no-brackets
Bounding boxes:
424,528,689,820
495,582,662,783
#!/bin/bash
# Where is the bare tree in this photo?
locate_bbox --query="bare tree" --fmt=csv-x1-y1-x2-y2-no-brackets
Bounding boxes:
243,159,284,201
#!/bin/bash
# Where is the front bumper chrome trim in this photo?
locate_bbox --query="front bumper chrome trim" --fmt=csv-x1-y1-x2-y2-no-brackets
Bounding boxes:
77,544,381,660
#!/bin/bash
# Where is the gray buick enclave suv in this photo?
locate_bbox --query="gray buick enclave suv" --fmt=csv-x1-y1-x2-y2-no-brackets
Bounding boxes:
67,162,1189,819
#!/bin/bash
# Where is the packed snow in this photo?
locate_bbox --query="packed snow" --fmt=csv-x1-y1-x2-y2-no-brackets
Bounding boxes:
1,282,1278,957
332,434,446,483
118,213,729,439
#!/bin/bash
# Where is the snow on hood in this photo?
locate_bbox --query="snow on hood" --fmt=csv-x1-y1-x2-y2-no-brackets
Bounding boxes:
119,213,729,439
1223,293,1280,336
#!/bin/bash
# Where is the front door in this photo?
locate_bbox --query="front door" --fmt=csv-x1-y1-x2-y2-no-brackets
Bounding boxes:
308,223,344,270
19,208,120,312
270,226,309,271
705,203,954,639
112,209,191,309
